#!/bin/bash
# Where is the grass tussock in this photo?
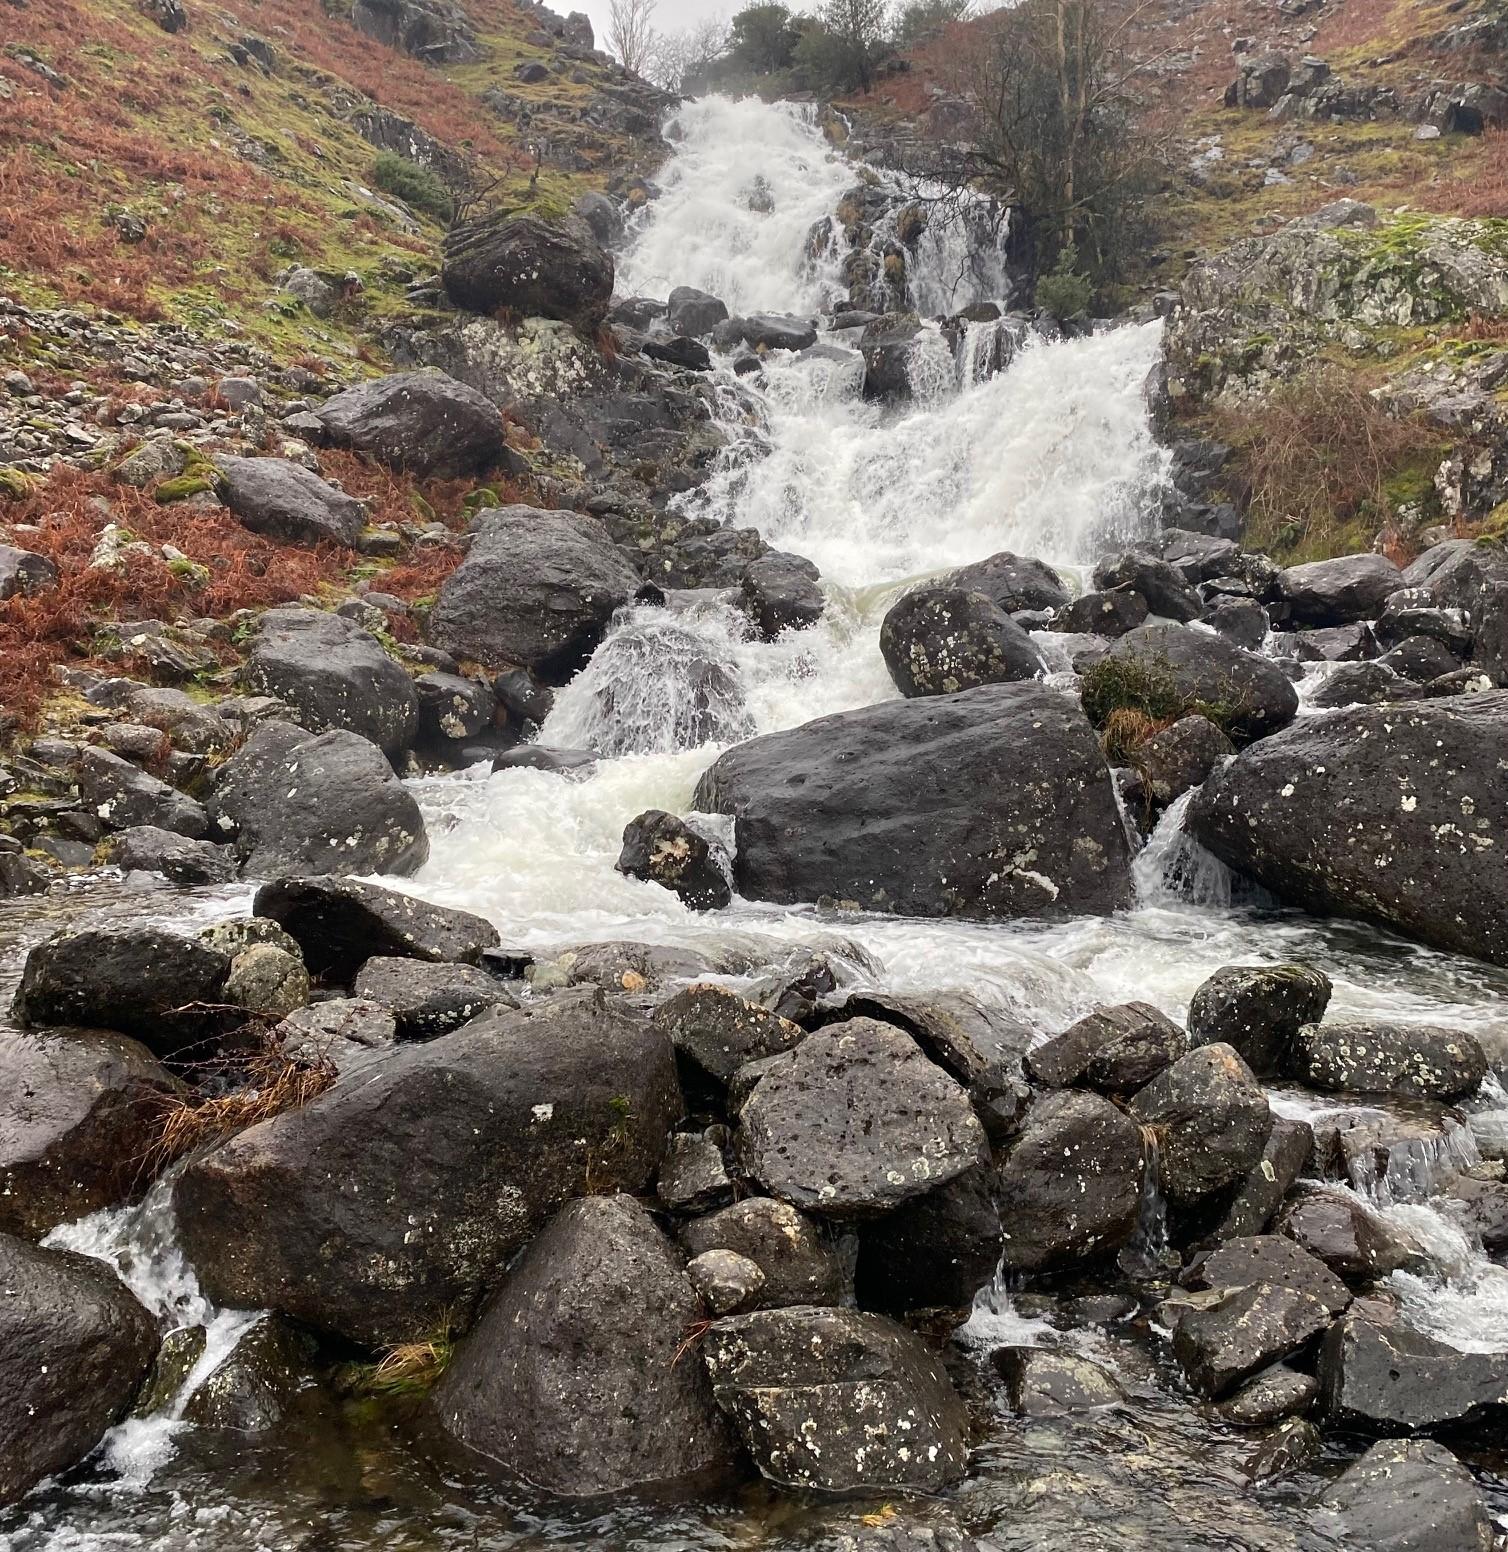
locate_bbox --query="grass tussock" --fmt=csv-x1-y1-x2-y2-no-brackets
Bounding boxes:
1212,366,1443,559
365,1336,455,1395
1100,705,1174,764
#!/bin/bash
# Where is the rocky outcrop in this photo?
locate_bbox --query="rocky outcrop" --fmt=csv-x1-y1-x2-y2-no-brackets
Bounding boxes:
173,990,681,1345
693,682,1132,920
435,1195,734,1494
442,213,613,329
313,370,505,477
1188,694,1508,965
350,0,481,63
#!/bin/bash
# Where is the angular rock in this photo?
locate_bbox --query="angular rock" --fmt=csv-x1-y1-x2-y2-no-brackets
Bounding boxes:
1287,1020,1487,1101
75,746,208,839
246,607,418,756
0,1028,179,1237
1091,550,1202,622
0,1235,159,1505
1199,1116,1314,1241
434,1195,733,1494
313,370,504,478
214,454,364,546
252,874,498,980
992,1347,1125,1414
1309,660,1409,708
736,1018,984,1218
1292,623,1378,663
442,212,613,329
1279,554,1404,626
701,1307,969,1491
224,943,309,1018
880,587,1043,696
859,312,923,400
0,543,59,600
654,983,805,1095
740,551,824,638
275,996,396,1071
1320,1438,1496,1552
725,313,818,352
412,672,495,746
1027,1002,1188,1095
1276,1187,1411,1284
428,506,638,679
617,810,731,910
1128,1044,1271,1204
1204,597,1268,651
1174,1282,1334,1398
1189,694,1508,963
657,1131,734,1214
350,956,514,1038
14,924,230,1057
1183,1234,1352,1316
1056,587,1149,638
174,991,682,1345
694,682,1131,920
679,1197,846,1308
208,723,429,879
101,825,237,885
687,1249,765,1315
855,1164,1002,1313
1132,714,1234,805
1186,963,1332,1075
996,1090,1144,1271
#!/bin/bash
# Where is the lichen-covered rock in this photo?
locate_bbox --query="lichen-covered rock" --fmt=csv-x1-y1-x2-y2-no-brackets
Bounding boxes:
1186,963,1332,1075
935,550,1069,614
880,587,1043,696
1173,1282,1335,1398
101,825,237,885
1026,1002,1188,1095
653,982,806,1094
617,810,731,910
350,956,513,1038
1132,714,1235,805
1319,1439,1496,1551
75,747,208,839
701,1306,970,1491
1287,1020,1487,1101
442,212,613,329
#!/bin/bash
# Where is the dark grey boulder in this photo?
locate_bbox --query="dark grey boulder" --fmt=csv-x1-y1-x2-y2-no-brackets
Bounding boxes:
1055,587,1148,637
0,1235,159,1505
275,996,396,1072
855,1164,1002,1313
687,1249,764,1314
1160,530,1240,583
1219,1366,1318,1427
252,874,498,980
725,313,818,352
428,506,638,679
1132,714,1234,805
992,1347,1125,1414
1174,1283,1334,1398
740,551,824,638
173,990,682,1345
936,550,1068,614
1204,597,1268,651
14,924,230,1058
492,744,597,776
1287,1020,1487,1101
617,810,731,910
246,607,418,757
996,1090,1144,1272
350,957,514,1039
1187,695,1508,965
1279,554,1404,626
1292,623,1378,662
75,747,208,838
573,191,621,247
1375,593,1473,654
667,285,728,336
1128,1044,1271,1205
693,682,1131,921
1186,963,1332,1075
1202,1116,1314,1241
207,722,429,879
736,1018,984,1219
643,335,711,371
859,312,923,400
181,1313,314,1433
414,672,495,743
701,1306,969,1491
1027,1002,1188,1095
1308,660,1409,708
880,587,1043,696
680,1197,847,1308
1319,1438,1496,1552
653,983,805,1095
1379,634,1461,682
492,666,554,730
1320,1314,1508,1434
1276,1187,1411,1284
1091,550,1202,622
313,370,504,477
101,825,237,885
0,543,59,600
442,212,613,329
214,454,364,547
1096,623,1298,744
0,1028,180,1237
1183,1234,1352,1316
434,1195,734,1494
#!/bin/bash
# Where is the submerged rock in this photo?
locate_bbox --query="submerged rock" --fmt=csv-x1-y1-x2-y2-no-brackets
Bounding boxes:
694,682,1131,921
435,1195,734,1494
701,1306,970,1491
992,1346,1125,1414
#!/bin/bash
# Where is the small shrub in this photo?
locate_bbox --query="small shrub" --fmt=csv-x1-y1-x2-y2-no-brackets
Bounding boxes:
1080,653,1185,729
369,152,453,225
1035,244,1094,319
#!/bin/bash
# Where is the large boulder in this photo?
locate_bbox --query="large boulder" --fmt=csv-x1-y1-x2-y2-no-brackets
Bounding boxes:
434,1195,734,1494
428,506,639,679
14,924,230,1057
1279,554,1404,626
996,1090,1144,1271
1319,1439,1496,1552
879,587,1043,696
1187,694,1508,965
1092,623,1298,744
936,550,1069,614
740,551,824,638
736,1019,984,1218
173,990,682,1345
859,312,923,400
313,370,504,478
1186,964,1332,1075
74,747,208,838
667,285,728,337
246,608,419,756
252,875,499,981
442,212,613,329
207,721,429,880
213,455,364,547
1288,1020,1487,1101
1127,1044,1271,1204
693,682,1132,920
0,1234,159,1505
0,1028,180,1237
700,1306,970,1491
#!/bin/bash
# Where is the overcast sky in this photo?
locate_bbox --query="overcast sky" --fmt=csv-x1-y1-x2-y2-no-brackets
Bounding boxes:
572,0,789,58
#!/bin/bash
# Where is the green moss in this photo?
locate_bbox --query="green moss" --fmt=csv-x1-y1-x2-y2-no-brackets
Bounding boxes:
154,474,216,503
1080,654,1186,729
0,468,37,500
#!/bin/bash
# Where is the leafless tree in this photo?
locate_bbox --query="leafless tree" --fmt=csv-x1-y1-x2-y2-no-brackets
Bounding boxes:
608,0,660,76
648,15,730,92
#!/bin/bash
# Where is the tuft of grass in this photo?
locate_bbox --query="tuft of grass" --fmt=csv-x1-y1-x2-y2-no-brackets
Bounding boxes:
1080,653,1185,729
364,1335,454,1395
1100,705,1173,764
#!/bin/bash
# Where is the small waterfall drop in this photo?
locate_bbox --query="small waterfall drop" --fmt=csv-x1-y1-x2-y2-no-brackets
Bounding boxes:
1131,790,1236,910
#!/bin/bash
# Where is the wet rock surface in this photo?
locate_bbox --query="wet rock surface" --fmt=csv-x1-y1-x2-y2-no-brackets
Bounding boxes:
1287,1019,1487,1100
880,587,1043,696
1187,964,1332,1075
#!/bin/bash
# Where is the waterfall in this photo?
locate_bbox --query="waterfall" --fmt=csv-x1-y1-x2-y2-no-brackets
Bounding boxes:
1131,791,1236,910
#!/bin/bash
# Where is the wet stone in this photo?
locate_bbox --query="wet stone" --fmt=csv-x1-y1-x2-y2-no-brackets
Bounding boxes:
1287,1020,1487,1102
1186,963,1332,1076
1218,1365,1318,1427
1173,1282,1334,1398
1027,1002,1189,1095
686,1249,765,1314
1319,1438,1496,1552
992,1346,1126,1414
679,1197,847,1308
657,1130,735,1213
